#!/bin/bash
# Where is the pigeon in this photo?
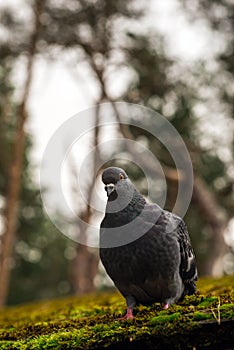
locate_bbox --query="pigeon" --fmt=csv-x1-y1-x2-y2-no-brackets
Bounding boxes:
100,167,197,319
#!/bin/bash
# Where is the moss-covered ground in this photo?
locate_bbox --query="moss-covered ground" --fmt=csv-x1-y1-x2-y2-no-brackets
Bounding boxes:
0,276,233,349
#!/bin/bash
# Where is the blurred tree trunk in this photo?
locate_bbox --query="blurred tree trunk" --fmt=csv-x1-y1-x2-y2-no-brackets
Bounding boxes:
71,248,99,294
69,104,102,294
193,176,227,276
71,218,99,295
0,0,44,307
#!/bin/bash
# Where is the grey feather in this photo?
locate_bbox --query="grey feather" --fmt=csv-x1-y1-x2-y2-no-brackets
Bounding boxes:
100,167,197,314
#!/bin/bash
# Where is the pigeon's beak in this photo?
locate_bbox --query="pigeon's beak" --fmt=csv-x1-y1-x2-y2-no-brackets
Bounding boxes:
104,183,116,197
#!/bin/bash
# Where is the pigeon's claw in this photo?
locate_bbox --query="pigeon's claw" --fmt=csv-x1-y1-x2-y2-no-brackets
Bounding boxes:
163,303,169,309
118,307,134,320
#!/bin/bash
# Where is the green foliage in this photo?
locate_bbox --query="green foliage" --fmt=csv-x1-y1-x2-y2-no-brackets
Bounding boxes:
7,223,74,305
0,276,233,349
39,0,142,58
0,25,73,306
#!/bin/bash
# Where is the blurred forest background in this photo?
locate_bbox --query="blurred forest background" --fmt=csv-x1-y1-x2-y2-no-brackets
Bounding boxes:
0,0,233,308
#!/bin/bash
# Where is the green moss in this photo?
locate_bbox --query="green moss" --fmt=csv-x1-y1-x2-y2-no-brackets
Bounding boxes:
219,303,234,319
192,311,212,321
0,277,233,349
198,296,219,307
196,275,234,294
150,312,181,325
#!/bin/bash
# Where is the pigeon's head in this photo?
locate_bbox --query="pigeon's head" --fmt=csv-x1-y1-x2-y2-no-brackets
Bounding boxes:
102,167,145,213
102,167,128,198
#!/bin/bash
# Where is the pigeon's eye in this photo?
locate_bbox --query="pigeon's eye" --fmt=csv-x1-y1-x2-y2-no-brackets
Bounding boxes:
119,173,125,180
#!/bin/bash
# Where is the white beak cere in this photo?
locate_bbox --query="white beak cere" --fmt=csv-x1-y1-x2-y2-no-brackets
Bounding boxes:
104,183,116,196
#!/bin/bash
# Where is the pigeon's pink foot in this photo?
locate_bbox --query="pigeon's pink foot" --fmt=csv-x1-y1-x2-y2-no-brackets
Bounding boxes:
163,303,169,309
118,307,134,320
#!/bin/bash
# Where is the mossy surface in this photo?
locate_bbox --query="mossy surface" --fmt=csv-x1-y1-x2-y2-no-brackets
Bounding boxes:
0,276,233,349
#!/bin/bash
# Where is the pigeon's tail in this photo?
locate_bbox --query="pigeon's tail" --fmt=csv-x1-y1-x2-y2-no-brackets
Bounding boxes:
180,280,197,301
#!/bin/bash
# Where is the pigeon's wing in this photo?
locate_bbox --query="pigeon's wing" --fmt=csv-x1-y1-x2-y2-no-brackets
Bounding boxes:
171,216,197,296
139,206,198,283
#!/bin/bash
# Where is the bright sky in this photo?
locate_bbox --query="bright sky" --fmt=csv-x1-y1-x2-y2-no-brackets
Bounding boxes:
2,0,232,192
2,0,232,209
25,0,219,179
